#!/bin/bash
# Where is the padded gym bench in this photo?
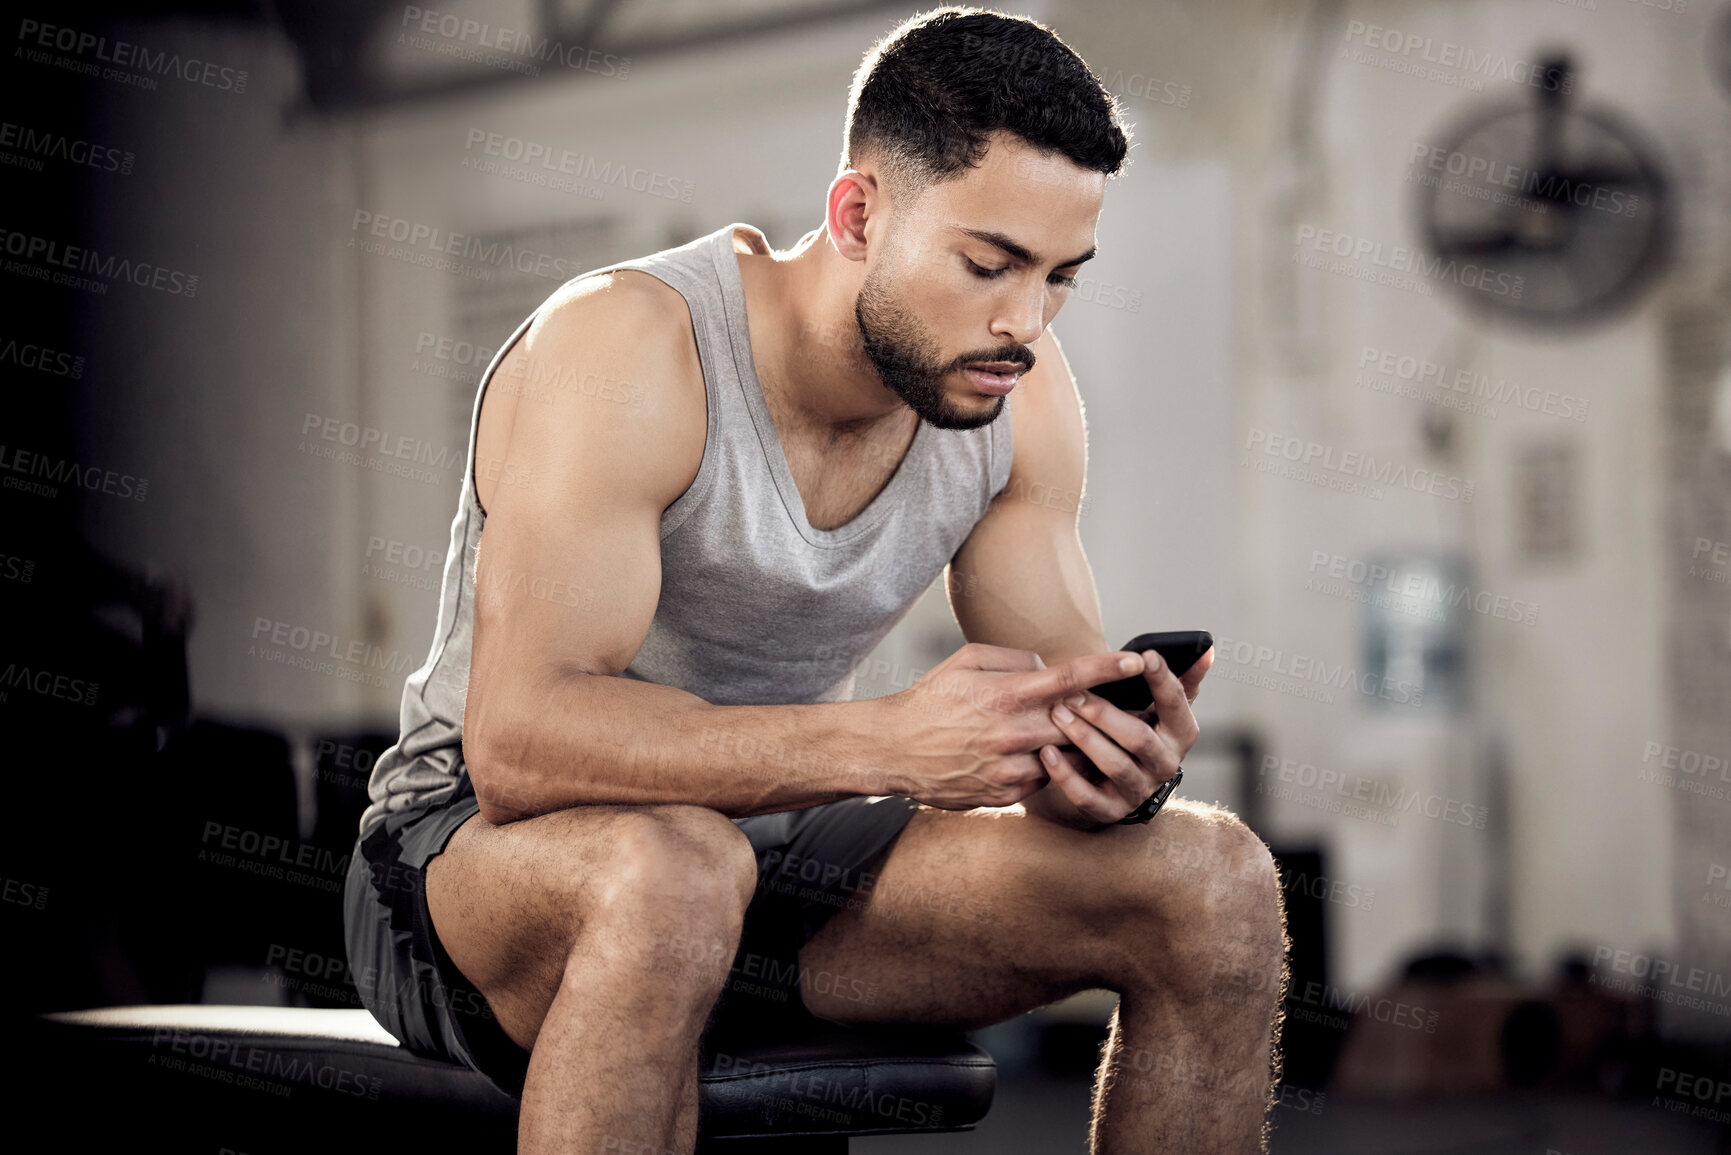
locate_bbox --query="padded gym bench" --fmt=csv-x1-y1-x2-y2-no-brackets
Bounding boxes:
24,1004,995,1152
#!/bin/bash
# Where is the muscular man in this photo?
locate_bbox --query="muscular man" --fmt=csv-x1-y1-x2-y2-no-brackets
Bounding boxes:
344,8,1286,1153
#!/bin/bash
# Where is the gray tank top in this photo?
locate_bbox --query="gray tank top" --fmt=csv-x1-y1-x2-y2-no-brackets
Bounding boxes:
357,221,1014,840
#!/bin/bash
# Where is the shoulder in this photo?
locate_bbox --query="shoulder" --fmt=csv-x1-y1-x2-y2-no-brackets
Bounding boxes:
523,268,701,377
493,268,708,512
1001,324,1087,501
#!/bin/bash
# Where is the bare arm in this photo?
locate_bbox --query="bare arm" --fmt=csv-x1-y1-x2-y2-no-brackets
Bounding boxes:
463,274,895,825
946,326,1211,829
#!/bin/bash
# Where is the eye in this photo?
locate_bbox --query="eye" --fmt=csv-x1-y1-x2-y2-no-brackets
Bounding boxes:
966,258,1079,290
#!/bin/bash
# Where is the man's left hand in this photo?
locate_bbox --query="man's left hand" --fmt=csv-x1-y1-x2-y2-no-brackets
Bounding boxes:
1033,646,1214,827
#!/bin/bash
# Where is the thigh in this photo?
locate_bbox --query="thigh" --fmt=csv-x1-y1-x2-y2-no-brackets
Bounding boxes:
796,796,1245,1028
426,799,756,1052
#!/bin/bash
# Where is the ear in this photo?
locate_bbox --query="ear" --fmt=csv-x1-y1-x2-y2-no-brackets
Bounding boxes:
826,169,878,262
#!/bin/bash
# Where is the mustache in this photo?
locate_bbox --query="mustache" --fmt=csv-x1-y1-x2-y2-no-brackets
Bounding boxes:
953,347,1036,372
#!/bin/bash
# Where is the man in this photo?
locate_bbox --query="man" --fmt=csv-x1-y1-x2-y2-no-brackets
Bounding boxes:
344,6,1287,1153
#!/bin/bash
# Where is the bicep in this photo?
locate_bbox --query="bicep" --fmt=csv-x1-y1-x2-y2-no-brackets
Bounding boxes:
947,328,1106,660
466,277,705,745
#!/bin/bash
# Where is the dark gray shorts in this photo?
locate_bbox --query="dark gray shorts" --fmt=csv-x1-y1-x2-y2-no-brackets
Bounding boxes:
341,780,921,1097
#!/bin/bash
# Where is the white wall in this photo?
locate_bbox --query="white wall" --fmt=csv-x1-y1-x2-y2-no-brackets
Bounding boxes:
1053,0,1706,994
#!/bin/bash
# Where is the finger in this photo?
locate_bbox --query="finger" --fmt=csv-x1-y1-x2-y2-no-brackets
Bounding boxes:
1040,744,1132,824
1049,700,1150,806
1178,647,1215,704
1064,689,1162,771
1015,651,1143,712
1143,651,1200,747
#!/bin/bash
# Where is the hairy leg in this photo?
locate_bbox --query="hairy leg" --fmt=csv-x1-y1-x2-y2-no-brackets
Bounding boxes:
425,803,758,1155
797,798,1287,1154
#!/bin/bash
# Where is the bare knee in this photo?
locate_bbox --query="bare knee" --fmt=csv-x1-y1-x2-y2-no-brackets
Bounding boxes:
578,806,758,969
596,805,758,912
1125,804,1283,991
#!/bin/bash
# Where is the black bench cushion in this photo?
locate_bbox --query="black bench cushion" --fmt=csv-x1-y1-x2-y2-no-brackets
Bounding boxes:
22,1005,994,1148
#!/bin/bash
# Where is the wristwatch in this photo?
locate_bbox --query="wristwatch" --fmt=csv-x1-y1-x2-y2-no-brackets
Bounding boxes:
1115,766,1184,825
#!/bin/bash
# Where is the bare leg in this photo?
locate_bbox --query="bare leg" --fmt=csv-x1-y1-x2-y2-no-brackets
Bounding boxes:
1087,816,1289,1153
669,1048,700,1153
425,803,758,1155
797,798,1288,1154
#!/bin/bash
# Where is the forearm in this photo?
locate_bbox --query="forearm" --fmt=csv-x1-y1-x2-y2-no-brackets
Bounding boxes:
465,671,897,824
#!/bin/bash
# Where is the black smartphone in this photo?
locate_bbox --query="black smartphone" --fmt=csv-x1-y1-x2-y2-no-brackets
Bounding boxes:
1089,630,1215,716
1055,630,1213,779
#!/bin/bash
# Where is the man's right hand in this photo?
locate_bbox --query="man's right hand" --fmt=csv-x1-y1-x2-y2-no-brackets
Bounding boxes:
879,643,1147,811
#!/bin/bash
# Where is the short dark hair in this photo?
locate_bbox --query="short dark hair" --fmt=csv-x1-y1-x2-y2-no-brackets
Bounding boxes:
841,6,1132,209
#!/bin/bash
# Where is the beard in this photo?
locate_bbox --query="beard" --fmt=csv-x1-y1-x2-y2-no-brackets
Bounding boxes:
854,256,1030,432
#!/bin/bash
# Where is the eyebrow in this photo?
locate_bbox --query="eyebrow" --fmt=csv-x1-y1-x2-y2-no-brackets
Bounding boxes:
954,227,1097,270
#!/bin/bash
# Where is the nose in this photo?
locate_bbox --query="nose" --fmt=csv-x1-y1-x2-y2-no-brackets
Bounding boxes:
992,284,1046,346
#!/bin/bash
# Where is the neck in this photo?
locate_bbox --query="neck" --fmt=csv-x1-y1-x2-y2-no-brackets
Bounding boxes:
741,224,911,436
